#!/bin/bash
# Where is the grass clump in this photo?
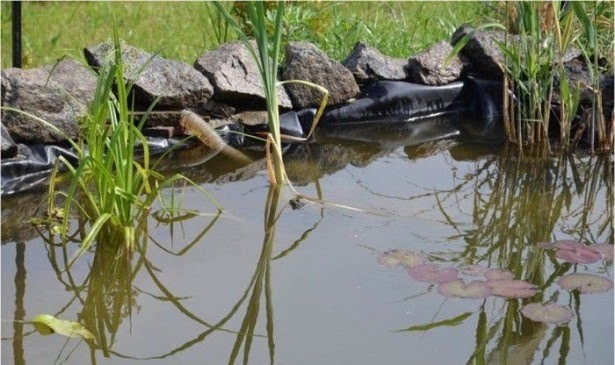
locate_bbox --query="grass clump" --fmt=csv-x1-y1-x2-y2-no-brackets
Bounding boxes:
10,29,220,261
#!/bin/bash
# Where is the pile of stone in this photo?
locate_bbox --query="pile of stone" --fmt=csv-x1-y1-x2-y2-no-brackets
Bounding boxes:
1,25,612,158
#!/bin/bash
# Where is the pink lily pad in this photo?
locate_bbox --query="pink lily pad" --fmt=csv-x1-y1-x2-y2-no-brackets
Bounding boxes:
590,243,614,261
438,279,491,299
377,249,426,268
484,269,514,281
520,302,573,325
557,273,613,294
487,279,538,298
407,263,458,284
554,244,601,264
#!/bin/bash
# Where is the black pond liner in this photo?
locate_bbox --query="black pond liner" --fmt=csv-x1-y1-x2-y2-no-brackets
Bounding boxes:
0,77,503,196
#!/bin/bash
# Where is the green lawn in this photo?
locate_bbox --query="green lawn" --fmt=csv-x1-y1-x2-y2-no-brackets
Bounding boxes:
1,1,491,69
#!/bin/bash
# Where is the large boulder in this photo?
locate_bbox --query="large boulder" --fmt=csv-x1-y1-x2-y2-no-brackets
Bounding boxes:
283,41,360,108
407,41,464,85
342,42,408,84
1,57,96,143
84,40,213,109
194,41,292,109
451,25,513,80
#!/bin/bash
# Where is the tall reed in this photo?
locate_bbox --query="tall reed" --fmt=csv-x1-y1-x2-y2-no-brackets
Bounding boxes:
214,1,286,185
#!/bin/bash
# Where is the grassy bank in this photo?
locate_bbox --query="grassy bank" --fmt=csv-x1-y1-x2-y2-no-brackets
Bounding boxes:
1,1,490,69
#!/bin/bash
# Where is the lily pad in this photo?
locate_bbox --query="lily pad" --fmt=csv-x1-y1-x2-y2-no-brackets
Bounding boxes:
407,263,458,284
554,242,601,264
487,279,538,298
520,302,573,325
31,314,95,340
438,279,491,299
557,273,613,294
377,249,426,268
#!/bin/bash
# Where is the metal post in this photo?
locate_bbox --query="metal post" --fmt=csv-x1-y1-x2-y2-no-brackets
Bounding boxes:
12,1,22,68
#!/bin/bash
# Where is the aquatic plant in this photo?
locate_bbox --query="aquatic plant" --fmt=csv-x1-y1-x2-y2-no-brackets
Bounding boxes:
497,1,613,153
6,29,221,259
213,1,328,186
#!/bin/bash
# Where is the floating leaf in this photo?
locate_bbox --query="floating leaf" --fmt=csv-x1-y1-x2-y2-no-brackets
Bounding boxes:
487,279,538,298
557,273,613,294
377,249,426,268
396,311,473,332
407,263,458,284
520,302,573,325
591,243,614,261
31,314,95,341
438,279,491,299
484,269,514,281
554,242,601,264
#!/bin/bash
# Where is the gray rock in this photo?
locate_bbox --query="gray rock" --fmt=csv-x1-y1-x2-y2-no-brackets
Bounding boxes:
407,41,464,85
283,41,360,108
342,42,408,83
1,122,17,158
451,26,513,80
1,58,96,143
194,41,292,109
84,40,213,109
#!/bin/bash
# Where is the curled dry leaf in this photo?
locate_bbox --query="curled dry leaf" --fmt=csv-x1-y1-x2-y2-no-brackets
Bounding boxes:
557,273,613,294
459,264,491,276
484,269,514,281
407,263,458,284
520,302,573,325
377,249,426,268
437,279,491,299
487,279,538,298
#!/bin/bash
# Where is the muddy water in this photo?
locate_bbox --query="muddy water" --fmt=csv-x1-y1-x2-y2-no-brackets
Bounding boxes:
2,126,613,365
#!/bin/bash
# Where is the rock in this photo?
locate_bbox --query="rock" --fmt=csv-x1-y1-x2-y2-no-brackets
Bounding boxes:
283,41,360,108
194,41,292,109
1,58,96,143
1,122,17,158
451,26,514,80
84,40,213,109
407,41,464,85
342,42,408,83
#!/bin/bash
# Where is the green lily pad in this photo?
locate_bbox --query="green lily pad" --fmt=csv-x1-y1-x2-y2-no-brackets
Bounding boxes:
31,314,95,341
521,302,573,325
557,273,613,294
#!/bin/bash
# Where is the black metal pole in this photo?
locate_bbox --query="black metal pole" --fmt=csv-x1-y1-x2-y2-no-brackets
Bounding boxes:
12,1,22,68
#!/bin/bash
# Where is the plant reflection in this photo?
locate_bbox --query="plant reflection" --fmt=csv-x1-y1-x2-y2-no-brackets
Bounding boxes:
391,151,612,364
23,199,222,363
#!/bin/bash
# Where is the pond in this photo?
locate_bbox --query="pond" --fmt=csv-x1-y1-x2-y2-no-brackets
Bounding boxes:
2,119,613,365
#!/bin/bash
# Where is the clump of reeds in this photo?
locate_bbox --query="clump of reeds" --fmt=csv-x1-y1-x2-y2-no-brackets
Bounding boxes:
498,1,613,154
10,29,221,261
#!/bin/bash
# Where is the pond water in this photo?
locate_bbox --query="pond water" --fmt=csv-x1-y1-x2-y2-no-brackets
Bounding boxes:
2,121,613,365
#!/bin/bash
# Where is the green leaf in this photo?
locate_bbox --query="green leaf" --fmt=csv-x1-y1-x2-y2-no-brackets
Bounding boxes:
31,314,95,340
396,311,473,332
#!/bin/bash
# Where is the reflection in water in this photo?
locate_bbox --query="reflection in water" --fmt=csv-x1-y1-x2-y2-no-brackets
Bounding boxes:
387,151,612,364
1,117,612,364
